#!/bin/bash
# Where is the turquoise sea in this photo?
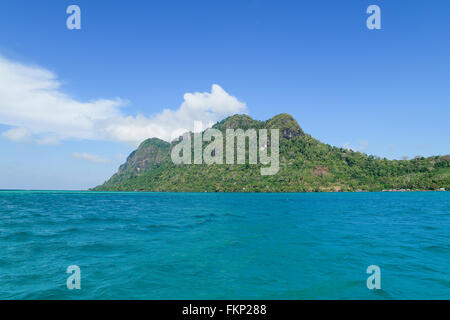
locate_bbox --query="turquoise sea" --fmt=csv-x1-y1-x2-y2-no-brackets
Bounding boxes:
0,191,448,300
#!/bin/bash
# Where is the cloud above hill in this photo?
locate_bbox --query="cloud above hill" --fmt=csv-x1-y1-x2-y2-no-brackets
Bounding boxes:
72,153,110,163
0,55,247,145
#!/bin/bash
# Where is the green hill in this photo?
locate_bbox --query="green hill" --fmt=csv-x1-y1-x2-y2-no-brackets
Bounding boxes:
92,114,449,192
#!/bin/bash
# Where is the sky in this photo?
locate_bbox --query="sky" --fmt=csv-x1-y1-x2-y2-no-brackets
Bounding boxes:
0,0,449,190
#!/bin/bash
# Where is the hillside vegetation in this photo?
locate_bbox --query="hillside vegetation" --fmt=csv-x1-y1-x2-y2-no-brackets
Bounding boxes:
93,114,450,192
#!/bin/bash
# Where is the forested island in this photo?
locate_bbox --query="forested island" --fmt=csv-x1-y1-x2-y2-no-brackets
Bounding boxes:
93,114,449,192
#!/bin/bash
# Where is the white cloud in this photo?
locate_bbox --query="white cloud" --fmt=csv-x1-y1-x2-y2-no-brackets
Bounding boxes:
36,135,61,146
343,140,370,152
72,153,109,164
1,127,32,142
1,127,61,145
0,55,247,145
358,140,369,152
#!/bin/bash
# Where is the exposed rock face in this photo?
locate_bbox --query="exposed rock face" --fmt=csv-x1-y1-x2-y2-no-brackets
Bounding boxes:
313,166,329,176
118,138,170,174
265,113,304,139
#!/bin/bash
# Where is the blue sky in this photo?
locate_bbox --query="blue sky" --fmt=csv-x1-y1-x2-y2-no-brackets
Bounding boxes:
0,0,449,190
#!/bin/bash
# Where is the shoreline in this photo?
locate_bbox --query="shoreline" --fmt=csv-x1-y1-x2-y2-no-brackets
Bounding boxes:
1,189,447,193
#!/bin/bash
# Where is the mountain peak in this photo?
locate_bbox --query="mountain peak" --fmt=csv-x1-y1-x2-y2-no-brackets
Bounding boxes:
212,113,304,139
138,137,170,149
266,113,304,139
212,114,264,130
118,137,170,175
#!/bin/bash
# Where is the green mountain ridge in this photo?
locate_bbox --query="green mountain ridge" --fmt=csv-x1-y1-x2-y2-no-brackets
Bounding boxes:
93,113,450,192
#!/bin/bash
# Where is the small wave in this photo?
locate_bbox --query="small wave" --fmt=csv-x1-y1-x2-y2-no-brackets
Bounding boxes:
423,245,447,253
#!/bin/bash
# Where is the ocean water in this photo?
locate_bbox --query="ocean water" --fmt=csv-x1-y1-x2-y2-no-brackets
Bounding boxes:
0,191,448,300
